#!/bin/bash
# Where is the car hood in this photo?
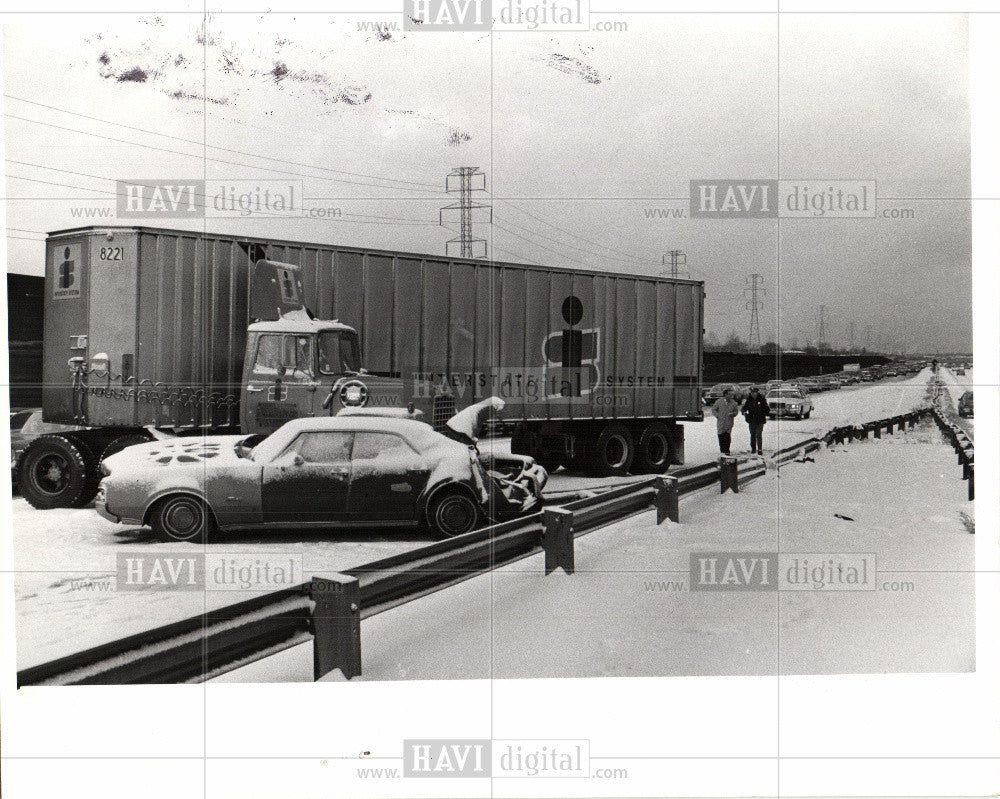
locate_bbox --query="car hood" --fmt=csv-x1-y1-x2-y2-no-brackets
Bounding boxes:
102,435,249,474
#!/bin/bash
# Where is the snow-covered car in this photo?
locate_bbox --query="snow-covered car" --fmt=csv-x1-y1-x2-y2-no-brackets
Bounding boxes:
957,391,973,418
96,409,547,541
766,388,813,420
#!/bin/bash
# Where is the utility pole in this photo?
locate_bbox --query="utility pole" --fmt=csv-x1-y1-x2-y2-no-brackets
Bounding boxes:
440,167,490,259
818,305,827,350
848,322,856,352
864,325,872,351
744,274,765,350
661,250,686,278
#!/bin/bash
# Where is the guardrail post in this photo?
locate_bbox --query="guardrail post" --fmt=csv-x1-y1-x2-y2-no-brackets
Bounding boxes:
543,508,575,575
962,457,972,480
908,413,916,429
719,456,739,494
873,422,882,439
655,475,680,524
311,575,362,681
969,465,975,502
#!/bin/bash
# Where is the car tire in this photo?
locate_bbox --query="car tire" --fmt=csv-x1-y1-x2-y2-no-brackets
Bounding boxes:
428,489,481,538
633,422,672,474
585,424,635,477
151,494,215,543
99,433,153,465
18,434,97,510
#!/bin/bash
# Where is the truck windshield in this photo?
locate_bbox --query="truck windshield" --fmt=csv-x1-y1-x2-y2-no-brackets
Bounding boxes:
318,331,361,375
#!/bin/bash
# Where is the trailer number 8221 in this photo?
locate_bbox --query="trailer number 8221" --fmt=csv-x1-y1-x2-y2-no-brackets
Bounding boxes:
99,247,125,261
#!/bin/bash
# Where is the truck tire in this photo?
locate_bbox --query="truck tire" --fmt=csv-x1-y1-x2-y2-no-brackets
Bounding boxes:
634,422,672,473
586,424,635,477
18,435,98,510
100,433,153,465
150,494,216,542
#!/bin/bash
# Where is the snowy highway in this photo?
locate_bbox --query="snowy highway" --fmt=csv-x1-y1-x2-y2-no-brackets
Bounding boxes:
13,369,937,669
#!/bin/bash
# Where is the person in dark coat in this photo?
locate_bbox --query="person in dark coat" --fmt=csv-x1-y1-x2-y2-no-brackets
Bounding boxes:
742,386,771,455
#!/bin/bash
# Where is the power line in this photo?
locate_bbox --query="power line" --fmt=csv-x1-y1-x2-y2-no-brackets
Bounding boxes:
500,200,661,267
4,94,442,192
5,114,443,195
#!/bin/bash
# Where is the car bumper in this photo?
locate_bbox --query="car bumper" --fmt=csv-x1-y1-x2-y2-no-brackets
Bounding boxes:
770,407,805,417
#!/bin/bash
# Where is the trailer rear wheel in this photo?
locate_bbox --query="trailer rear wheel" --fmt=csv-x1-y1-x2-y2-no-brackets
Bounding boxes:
634,422,672,473
18,435,97,510
100,433,153,465
586,424,635,477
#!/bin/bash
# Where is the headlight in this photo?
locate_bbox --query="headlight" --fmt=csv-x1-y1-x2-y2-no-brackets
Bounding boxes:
96,485,107,505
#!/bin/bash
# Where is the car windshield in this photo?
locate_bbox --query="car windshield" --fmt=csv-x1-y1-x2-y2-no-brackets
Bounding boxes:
318,331,361,375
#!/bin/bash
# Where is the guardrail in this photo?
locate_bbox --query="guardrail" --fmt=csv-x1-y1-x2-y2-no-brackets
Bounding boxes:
17,407,944,686
928,377,974,502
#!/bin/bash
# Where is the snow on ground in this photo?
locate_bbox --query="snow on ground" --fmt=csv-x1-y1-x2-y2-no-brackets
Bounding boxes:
218,417,973,682
12,368,938,669
938,367,974,438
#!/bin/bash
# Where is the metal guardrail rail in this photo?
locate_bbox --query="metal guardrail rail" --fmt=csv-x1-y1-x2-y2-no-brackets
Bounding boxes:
18,406,946,686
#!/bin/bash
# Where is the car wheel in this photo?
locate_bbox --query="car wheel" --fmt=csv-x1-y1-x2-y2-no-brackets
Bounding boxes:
585,424,635,477
151,494,215,542
18,434,97,510
634,422,672,473
428,489,481,538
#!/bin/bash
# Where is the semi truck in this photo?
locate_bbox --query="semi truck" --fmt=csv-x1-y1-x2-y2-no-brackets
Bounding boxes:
19,225,704,509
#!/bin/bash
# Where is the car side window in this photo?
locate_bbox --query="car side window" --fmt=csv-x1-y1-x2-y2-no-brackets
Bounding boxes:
287,432,353,464
351,432,416,462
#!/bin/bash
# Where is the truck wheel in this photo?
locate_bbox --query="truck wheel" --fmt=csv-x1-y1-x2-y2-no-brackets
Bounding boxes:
586,424,635,477
634,422,671,473
428,489,481,538
18,435,97,510
100,433,152,465
150,494,215,542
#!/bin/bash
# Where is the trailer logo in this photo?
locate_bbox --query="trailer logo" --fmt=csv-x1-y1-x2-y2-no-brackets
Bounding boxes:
53,244,81,300
542,295,599,398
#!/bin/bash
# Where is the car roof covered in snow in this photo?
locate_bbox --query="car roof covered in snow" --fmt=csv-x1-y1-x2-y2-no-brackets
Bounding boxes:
251,415,445,463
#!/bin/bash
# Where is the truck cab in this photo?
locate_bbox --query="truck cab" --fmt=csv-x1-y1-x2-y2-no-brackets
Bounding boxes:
241,260,412,434
241,318,406,434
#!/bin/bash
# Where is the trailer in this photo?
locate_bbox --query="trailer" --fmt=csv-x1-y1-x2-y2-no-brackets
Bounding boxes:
21,225,704,509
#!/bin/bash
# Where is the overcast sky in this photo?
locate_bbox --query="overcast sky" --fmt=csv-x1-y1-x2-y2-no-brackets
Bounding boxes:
3,12,971,352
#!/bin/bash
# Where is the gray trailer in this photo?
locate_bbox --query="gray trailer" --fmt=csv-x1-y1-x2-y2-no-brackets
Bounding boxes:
23,225,703,508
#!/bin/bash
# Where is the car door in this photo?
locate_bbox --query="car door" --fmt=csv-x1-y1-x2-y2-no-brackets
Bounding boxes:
348,431,431,521
261,431,353,525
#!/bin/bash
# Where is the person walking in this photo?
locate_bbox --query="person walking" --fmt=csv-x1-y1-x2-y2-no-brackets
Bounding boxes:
713,388,740,454
742,385,771,455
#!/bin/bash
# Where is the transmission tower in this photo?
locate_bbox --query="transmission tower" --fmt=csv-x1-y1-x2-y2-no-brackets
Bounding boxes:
864,325,872,350
661,250,687,278
440,167,491,259
744,274,765,350
818,305,827,349
848,322,856,351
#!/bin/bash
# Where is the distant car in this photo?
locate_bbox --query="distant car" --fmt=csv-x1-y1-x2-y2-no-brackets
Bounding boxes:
10,409,84,492
885,368,898,377
958,391,973,418
96,409,547,541
955,368,966,376
766,388,813,420
704,383,741,406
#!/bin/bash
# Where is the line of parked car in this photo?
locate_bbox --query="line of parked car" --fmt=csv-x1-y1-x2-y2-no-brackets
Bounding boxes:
702,362,928,421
